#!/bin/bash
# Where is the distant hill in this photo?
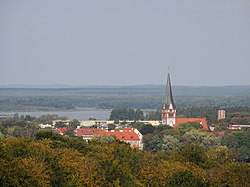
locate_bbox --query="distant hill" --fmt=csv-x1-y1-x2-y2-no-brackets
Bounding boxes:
0,85,250,111
173,85,250,96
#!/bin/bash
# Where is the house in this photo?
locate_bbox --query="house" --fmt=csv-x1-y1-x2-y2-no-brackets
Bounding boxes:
74,128,103,140
74,128,143,150
39,123,52,128
228,124,250,130
53,127,70,135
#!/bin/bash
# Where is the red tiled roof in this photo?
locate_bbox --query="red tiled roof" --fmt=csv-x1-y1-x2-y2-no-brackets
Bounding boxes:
74,128,103,137
54,127,70,135
100,128,140,141
175,118,208,130
74,128,140,141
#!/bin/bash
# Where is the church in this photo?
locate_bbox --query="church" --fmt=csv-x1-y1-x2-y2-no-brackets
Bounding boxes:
161,74,208,130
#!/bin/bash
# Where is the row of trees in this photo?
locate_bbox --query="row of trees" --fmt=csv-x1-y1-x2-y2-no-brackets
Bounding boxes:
110,106,250,125
0,130,249,186
109,108,144,120
12,114,69,124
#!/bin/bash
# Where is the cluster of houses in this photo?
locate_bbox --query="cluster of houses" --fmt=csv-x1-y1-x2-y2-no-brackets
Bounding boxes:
40,74,232,149
50,74,211,149
54,127,143,150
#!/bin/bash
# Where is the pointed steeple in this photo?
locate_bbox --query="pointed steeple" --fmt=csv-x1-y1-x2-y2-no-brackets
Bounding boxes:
164,73,175,109
162,73,176,126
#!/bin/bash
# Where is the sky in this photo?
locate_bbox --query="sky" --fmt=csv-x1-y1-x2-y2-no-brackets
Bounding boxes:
1,0,250,86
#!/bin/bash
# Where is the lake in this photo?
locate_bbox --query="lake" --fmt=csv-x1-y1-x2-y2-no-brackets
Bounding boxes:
0,109,112,120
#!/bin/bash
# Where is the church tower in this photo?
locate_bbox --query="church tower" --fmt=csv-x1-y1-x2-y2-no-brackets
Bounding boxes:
162,73,176,127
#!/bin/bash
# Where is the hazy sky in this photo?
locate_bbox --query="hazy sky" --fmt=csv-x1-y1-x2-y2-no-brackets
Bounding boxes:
1,0,250,86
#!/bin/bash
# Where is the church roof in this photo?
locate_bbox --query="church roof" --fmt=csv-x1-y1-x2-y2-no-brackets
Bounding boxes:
175,118,208,130
164,73,175,108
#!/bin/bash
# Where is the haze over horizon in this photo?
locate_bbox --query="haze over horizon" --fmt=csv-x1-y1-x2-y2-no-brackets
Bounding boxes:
1,0,250,87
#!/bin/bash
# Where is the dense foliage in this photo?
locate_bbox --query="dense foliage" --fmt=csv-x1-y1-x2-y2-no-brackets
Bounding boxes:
109,108,144,120
0,107,250,186
222,130,250,162
0,130,249,187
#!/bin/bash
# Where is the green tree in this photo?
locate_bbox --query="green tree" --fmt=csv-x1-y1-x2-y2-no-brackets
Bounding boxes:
69,119,79,129
161,135,181,152
222,130,250,161
182,129,220,147
135,109,144,120
35,130,66,142
0,158,51,187
110,108,145,120
0,131,4,140
144,135,163,153
176,122,203,135
145,109,161,120
54,121,67,128
168,169,208,187
173,143,208,168
139,124,155,135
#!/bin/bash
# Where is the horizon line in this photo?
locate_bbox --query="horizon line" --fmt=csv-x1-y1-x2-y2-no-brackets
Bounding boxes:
1,84,250,89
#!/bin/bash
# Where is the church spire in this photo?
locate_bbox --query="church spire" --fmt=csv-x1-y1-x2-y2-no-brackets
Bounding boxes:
164,73,175,109
162,73,176,126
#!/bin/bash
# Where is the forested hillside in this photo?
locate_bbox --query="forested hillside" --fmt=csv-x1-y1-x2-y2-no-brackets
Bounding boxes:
0,85,250,111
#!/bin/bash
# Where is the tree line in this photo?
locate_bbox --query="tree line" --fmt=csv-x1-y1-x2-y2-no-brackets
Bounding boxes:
1,90,250,111
110,106,250,125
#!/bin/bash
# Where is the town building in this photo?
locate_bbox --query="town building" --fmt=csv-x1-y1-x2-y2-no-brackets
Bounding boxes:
74,128,143,149
228,124,250,130
162,73,208,130
39,123,52,128
53,127,70,135
78,120,161,128
217,108,226,120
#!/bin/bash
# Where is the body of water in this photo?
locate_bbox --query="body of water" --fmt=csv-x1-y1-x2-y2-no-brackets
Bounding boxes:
0,109,111,120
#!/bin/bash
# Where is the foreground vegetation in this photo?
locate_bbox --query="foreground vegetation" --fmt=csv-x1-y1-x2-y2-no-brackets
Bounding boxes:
0,106,250,186
0,130,249,187
0,113,250,187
